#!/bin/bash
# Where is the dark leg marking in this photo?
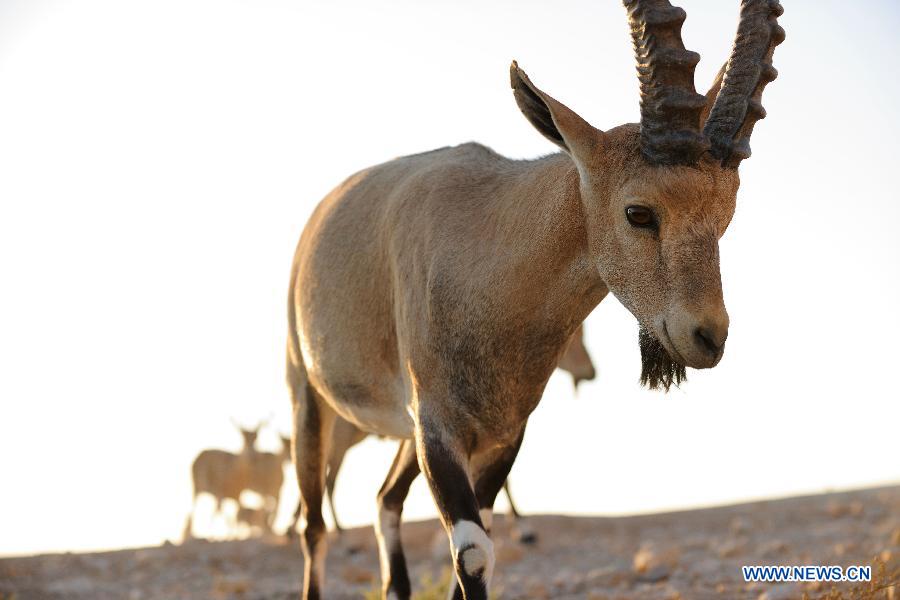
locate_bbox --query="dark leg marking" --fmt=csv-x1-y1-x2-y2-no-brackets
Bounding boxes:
291,379,335,600
375,439,420,600
448,428,526,599
417,425,492,600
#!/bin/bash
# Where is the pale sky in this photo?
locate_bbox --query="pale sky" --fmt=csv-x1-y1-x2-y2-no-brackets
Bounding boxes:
1,0,898,557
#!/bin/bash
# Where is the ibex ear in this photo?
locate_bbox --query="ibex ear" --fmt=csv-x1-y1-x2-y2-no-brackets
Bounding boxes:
510,61,603,159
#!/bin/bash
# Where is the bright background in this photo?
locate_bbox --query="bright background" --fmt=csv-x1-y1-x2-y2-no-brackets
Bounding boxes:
1,0,898,557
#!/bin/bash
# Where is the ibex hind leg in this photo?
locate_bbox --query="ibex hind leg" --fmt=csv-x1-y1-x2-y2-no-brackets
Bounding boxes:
290,371,336,600
375,439,420,600
501,480,537,545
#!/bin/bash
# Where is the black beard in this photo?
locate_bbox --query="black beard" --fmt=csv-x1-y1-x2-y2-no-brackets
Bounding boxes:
639,326,686,392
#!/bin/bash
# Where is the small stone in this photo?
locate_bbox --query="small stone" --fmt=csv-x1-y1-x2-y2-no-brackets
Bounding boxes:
633,542,680,576
636,565,670,583
826,501,847,518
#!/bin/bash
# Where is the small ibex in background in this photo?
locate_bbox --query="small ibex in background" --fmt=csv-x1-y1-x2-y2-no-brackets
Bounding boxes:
182,418,268,540
287,0,784,597
287,325,595,537
242,434,293,531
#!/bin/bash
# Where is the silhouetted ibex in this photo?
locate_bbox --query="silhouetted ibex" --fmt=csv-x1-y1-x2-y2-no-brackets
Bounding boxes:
183,418,268,539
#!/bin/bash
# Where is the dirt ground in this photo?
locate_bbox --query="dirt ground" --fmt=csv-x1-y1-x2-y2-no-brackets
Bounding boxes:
2,485,898,600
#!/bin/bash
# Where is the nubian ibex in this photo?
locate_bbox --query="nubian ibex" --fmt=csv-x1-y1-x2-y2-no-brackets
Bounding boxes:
243,434,292,530
236,435,292,537
287,1,784,597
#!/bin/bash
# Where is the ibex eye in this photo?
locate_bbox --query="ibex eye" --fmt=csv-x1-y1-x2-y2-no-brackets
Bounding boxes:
626,206,656,228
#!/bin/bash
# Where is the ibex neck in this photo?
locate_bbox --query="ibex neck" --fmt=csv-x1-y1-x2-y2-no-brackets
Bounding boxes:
483,153,607,335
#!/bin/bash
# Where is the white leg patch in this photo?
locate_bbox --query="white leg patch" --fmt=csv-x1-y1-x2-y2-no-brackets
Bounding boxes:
450,519,495,582
375,506,401,584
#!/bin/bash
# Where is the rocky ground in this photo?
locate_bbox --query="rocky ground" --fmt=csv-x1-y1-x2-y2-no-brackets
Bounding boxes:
2,485,898,600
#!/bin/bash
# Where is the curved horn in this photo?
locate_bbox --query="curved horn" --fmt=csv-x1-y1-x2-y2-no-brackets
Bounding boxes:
703,0,785,168
623,0,708,166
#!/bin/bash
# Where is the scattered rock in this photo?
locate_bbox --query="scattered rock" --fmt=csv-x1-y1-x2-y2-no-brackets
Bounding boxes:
635,565,670,583
633,542,680,576
2,485,896,600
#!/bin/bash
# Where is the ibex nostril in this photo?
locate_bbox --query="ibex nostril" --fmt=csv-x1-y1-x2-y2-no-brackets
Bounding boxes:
694,327,724,356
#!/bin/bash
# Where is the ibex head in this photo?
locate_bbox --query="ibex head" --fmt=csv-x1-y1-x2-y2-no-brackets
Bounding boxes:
511,0,783,389
231,416,271,450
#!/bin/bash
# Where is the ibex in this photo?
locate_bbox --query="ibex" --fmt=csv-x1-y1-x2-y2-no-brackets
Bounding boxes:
287,325,595,536
287,1,784,598
183,420,264,540
242,434,293,530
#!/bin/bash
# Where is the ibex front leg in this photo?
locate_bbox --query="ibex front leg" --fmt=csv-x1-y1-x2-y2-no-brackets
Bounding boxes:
416,415,494,600
446,430,525,599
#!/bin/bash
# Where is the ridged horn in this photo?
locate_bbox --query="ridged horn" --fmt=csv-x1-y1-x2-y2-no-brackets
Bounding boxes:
623,0,708,166
703,0,785,168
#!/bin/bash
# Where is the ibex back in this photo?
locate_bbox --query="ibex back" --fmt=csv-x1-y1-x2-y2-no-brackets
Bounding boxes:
287,1,784,598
